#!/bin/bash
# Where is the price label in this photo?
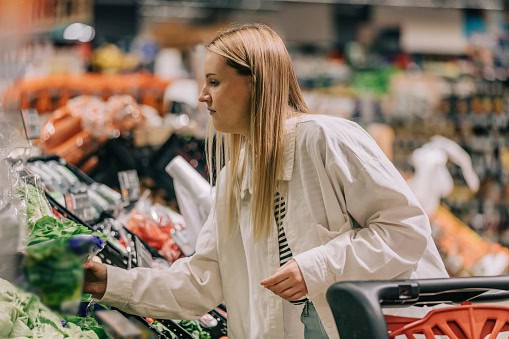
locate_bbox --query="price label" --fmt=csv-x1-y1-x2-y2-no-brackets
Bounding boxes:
134,237,153,268
65,192,94,222
118,170,140,202
20,109,41,140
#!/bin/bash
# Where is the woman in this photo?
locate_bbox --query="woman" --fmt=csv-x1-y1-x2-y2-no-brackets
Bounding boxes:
84,24,448,339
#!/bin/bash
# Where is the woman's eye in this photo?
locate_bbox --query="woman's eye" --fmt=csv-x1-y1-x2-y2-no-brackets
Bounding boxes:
209,80,219,87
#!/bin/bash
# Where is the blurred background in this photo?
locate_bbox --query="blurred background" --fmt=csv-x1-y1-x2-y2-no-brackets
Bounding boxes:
0,1,509,337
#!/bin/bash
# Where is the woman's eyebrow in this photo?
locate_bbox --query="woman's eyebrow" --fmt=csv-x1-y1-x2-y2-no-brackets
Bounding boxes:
206,73,217,78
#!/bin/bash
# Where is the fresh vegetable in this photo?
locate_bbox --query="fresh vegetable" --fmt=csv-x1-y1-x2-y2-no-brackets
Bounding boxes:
24,216,105,313
0,278,99,338
175,319,211,339
127,211,182,262
39,110,82,151
145,319,178,339
64,316,109,339
48,160,81,186
25,238,83,311
27,215,101,246
17,183,52,229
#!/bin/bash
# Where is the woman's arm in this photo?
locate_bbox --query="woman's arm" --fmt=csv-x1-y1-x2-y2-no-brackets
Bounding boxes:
92,207,223,320
294,120,433,299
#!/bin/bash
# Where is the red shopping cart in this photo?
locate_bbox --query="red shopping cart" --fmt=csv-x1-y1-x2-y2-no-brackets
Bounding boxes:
326,276,509,338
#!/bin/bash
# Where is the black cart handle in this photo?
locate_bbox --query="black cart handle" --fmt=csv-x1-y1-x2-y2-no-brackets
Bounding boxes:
326,275,509,339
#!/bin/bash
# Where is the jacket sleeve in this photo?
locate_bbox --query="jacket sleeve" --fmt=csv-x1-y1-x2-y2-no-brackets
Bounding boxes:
294,121,431,299
100,205,223,319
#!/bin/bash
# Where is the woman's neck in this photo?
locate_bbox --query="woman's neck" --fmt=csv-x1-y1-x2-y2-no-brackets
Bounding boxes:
287,108,305,119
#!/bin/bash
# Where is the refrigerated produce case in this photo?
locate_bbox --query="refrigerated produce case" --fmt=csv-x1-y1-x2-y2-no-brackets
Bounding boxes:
21,154,227,338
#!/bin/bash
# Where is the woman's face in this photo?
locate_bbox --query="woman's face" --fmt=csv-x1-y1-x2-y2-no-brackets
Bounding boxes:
199,51,251,136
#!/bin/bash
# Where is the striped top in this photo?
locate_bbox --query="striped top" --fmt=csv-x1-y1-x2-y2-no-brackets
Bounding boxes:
274,192,308,305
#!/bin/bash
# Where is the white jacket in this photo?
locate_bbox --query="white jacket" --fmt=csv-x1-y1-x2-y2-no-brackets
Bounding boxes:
101,114,448,338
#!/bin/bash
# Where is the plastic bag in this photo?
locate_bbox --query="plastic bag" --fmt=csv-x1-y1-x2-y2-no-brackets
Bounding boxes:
0,109,30,210
165,155,213,251
124,193,183,263
0,113,36,276
149,203,194,257
0,202,23,283
407,135,479,215
23,216,105,314
16,181,53,230
126,211,182,263
66,95,146,139
106,95,145,133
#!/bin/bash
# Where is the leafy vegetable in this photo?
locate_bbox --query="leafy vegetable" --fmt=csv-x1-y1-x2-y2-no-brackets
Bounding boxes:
175,319,211,339
65,316,109,339
24,216,105,313
147,320,179,339
25,238,84,312
0,278,99,338
27,215,104,246
17,183,52,229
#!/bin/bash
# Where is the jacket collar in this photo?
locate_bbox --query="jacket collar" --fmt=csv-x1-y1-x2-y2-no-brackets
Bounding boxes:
241,116,298,197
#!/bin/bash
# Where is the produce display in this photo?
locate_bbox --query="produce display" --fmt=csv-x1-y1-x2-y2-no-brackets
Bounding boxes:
24,156,193,266
27,160,122,217
432,205,509,277
4,73,169,115
14,155,224,338
3,102,225,337
0,278,99,338
123,197,194,263
36,94,156,169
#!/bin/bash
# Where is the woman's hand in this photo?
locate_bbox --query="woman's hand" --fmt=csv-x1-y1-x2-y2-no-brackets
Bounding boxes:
83,260,108,299
260,259,308,301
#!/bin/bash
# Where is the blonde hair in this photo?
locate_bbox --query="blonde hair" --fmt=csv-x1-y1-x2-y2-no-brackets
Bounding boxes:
206,24,309,241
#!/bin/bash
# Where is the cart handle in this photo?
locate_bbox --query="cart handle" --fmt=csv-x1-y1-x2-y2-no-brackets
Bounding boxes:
326,275,509,339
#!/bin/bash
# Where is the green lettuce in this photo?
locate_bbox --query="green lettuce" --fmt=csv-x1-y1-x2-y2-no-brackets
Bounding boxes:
0,278,99,338
24,216,106,313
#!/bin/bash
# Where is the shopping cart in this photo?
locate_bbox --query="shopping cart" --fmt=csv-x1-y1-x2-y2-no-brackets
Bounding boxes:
327,276,509,338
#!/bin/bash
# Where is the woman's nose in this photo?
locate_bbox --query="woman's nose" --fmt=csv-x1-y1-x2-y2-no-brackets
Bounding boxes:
199,88,211,103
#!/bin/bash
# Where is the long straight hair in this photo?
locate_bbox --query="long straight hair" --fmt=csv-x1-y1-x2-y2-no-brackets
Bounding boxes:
206,24,309,241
